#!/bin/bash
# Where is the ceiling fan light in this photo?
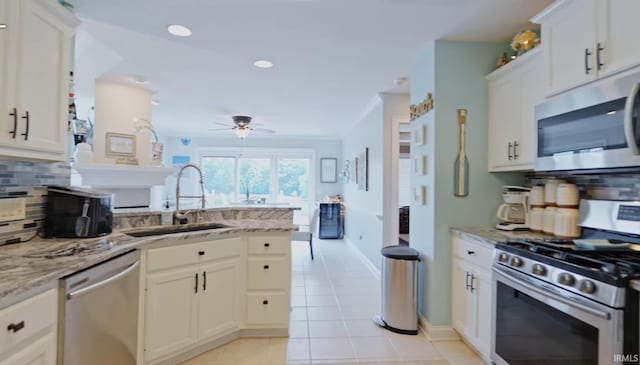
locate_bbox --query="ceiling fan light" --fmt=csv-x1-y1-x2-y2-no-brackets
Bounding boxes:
234,127,252,139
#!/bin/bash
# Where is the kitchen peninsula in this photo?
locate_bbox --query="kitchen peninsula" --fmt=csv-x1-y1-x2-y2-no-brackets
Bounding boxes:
0,206,298,365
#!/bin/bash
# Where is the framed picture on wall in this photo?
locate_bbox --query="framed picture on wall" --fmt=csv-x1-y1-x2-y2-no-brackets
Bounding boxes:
357,148,369,191
105,133,136,157
320,158,338,183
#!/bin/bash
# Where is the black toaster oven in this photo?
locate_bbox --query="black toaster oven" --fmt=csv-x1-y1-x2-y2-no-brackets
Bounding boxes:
45,186,113,238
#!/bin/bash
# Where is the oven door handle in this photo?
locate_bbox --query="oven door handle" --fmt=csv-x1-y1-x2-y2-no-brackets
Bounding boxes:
492,266,611,320
624,82,640,155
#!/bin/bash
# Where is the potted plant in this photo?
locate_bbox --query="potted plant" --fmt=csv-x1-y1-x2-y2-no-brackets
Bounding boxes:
133,117,162,166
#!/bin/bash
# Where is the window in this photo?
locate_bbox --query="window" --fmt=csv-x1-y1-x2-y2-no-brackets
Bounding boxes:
200,149,314,222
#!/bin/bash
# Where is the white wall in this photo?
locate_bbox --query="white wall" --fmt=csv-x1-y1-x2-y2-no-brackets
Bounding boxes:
342,93,410,268
398,158,411,207
410,41,524,327
161,135,343,206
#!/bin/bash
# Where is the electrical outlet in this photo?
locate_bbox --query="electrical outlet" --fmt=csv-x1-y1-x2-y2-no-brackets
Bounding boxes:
0,198,26,223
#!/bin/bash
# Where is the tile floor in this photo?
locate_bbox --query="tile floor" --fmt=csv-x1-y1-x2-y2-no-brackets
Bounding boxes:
182,239,485,365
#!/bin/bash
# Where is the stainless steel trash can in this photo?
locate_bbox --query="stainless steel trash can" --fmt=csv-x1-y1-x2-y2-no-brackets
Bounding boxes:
374,245,420,335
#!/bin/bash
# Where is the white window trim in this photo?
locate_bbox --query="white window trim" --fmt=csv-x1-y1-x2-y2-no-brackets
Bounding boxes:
198,147,316,214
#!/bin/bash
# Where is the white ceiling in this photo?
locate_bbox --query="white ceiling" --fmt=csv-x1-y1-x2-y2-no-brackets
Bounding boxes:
71,0,553,138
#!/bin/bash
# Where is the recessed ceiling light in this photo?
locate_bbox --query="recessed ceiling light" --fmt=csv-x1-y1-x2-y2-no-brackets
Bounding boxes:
607,110,616,115
151,100,160,106
0,24,7,29
253,60,274,69
167,24,192,37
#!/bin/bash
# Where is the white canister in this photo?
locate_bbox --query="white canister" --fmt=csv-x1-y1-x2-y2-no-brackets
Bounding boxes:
543,206,557,235
544,179,566,205
556,183,579,207
530,186,545,207
73,142,94,163
554,208,582,238
530,207,545,232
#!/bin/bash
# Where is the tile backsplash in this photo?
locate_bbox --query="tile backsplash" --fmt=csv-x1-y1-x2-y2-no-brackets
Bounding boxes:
526,172,640,201
0,160,71,245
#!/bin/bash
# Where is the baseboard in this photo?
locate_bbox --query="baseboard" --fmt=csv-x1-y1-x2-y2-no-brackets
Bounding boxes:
418,314,460,342
344,237,381,280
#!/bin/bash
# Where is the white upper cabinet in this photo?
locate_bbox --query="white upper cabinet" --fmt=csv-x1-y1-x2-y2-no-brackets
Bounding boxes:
533,0,640,96
487,48,544,171
597,0,640,78
0,0,78,161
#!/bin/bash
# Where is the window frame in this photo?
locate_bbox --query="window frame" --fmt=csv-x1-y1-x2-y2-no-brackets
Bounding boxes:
198,147,316,212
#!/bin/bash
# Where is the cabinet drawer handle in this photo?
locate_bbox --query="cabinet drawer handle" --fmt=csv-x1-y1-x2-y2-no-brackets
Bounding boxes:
513,141,519,160
470,274,476,293
8,108,17,139
467,250,475,255
20,111,29,141
203,271,206,291
198,251,205,256
263,265,270,270
465,272,472,291
507,142,513,160
264,243,270,248
262,300,269,305
585,48,593,74
597,43,604,70
194,273,198,294
7,321,24,333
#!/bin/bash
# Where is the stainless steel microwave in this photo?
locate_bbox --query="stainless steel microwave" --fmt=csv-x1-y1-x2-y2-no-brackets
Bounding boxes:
535,70,640,172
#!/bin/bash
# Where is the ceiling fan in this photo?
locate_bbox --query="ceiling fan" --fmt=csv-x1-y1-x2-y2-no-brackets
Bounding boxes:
208,115,276,139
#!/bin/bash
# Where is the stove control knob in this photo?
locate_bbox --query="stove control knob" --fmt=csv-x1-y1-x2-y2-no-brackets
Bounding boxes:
498,253,509,263
579,280,597,294
557,273,576,286
532,264,547,276
510,257,523,268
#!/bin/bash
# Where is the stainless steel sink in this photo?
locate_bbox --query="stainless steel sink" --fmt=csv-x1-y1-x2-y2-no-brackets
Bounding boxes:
124,223,229,237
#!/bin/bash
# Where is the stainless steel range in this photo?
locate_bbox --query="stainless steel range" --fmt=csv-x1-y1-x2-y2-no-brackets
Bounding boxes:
491,199,640,365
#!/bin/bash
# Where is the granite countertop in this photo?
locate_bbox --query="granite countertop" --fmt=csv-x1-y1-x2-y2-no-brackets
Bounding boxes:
450,227,551,245
0,219,296,309
115,205,300,217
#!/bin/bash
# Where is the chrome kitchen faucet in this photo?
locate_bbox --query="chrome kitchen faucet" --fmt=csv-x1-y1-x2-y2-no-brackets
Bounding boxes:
175,164,206,224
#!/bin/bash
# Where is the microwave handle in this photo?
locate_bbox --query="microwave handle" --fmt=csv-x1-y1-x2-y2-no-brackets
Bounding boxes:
624,82,640,155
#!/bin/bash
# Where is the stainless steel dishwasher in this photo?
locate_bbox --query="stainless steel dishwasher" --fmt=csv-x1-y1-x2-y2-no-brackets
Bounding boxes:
58,250,140,365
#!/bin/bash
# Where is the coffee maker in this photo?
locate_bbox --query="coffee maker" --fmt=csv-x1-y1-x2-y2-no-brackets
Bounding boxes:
496,186,530,231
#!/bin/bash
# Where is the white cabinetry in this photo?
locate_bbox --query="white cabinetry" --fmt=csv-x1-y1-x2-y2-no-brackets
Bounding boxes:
451,235,493,363
533,0,640,96
0,289,58,365
143,237,243,363
487,48,544,171
245,234,291,328
0,0,78,161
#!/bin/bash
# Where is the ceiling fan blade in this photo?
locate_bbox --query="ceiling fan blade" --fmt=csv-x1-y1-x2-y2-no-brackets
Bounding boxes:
208,128,232,131
215,122,233,127
252,128,276,134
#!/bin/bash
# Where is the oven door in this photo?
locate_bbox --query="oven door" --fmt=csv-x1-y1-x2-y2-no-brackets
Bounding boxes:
491,265,624,365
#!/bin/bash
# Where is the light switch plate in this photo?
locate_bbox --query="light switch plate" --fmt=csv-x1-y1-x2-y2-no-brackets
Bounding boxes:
0,198,26,223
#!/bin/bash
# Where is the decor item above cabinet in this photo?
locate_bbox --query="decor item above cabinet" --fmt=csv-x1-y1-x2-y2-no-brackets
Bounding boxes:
487,48,544,172
532,0,640,96
0,0,79,162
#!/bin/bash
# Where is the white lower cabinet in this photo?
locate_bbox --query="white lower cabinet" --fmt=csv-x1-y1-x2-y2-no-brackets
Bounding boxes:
142,233,291,364
451,236,493,363
0,289,57,365
0,332,56,365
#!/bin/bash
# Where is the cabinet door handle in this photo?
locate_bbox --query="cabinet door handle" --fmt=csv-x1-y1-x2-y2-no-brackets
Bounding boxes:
8,108,17,139
467,250,475,255
470,274,476,293
194,273,198,294
264,243,270,248
262,299,269,305
263,265,270,270
203,271,206,291
513,141,519,160
198,251,205,256
585,48,593,74
507,142,513,160
597,43,604,70
7,321,24,333
465,272,471,291
20,111,29,141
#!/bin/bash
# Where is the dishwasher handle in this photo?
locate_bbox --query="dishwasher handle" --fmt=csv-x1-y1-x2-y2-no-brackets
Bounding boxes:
67,261,140,300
